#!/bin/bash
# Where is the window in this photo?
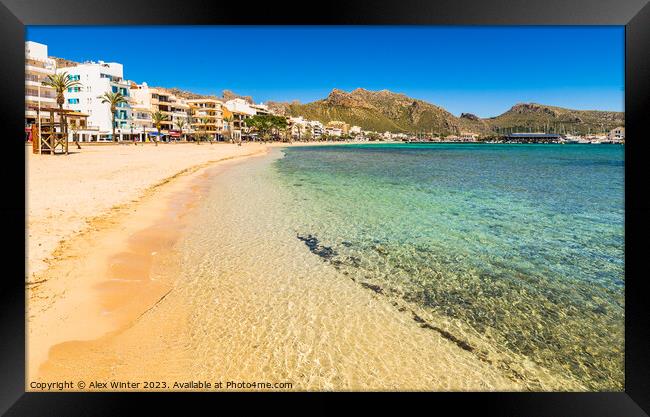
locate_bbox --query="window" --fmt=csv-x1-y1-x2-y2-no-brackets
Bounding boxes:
67,98,79,104
68,87,81,92
68,74,80,81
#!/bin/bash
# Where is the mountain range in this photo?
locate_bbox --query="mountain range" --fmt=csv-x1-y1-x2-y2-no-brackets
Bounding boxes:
267,88,624,136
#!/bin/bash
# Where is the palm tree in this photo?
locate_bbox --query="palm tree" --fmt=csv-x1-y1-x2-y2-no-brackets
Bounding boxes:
223,116,233,143
99,91,128,142
42,72,82,149
200,117,211,144
175,118,187,142
150,111,167,147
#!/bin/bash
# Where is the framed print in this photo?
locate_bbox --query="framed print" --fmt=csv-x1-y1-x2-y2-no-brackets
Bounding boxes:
0,0,648,415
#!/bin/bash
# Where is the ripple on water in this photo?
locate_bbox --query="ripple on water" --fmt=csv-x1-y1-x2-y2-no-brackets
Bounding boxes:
275,144,624,391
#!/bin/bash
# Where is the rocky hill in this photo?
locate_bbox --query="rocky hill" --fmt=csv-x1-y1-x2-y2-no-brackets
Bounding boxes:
153,88,253,104
270,88,624,136
270,88,486,135
485,103,624,135
51,56,80,68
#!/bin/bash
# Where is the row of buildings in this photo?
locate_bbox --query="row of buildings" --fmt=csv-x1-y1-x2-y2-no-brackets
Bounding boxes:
25,41,427,144
27,40,414,144
25,41,278,143
26,41,625,145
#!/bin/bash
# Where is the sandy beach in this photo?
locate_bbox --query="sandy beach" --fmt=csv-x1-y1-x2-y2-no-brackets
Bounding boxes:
26,142,269,280
26,142,573,391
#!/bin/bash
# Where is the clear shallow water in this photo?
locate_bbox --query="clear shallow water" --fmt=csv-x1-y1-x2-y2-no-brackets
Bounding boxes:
275,143,624,390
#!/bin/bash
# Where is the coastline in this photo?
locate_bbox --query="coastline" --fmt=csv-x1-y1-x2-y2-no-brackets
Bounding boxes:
27,142,268,280
27,144,529,391
26,142,603,391
26,140,371,386
27,143,271,381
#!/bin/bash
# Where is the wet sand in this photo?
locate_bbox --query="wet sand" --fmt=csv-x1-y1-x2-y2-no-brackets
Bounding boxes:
26,142,269,280
27,151,266,383
28,148,529,391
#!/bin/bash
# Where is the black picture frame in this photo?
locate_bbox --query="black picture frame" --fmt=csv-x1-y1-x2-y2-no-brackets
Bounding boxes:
1,0,648,415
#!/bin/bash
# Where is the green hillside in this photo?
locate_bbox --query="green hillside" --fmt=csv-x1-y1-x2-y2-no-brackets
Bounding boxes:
268,89,624,137
485,103,624,135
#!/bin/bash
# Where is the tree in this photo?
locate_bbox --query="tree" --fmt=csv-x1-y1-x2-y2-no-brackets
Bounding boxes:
200,116,211,144
244,114,288,142
272,115,288,141
99,91,129,142
175,117,187,142
42,71,82,149
150,111,167,147
223,116,234,143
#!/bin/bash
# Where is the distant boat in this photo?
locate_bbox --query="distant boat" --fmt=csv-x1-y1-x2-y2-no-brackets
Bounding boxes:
563,134,589,144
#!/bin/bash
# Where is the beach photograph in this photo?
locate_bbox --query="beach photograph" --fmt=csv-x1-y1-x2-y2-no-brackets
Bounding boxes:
25,26,625,392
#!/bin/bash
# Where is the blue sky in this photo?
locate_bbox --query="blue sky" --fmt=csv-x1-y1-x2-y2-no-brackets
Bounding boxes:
26,26,624,117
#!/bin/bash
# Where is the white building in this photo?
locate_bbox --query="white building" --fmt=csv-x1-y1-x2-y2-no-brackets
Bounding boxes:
310,120,323,139
608,127,625,141
251,102,271,116
25,41,57,127
289,116,314,140
58,60,132,141
224,98,257,116
349,125,362,135
459,132,479,142
325,127,342,137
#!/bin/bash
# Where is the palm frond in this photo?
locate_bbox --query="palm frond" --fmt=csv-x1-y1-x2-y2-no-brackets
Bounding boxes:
41,72,82,91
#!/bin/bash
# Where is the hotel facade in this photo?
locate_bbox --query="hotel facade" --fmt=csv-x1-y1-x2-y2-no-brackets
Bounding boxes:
25,41,57,127
131,83,192,141
57,60,132,141
187,98,224,141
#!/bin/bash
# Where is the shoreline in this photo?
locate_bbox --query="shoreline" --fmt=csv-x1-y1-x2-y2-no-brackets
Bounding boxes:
27,144,273,381
27,142,592,391
26,141,357,384
28,146,526,391
26,140,346,281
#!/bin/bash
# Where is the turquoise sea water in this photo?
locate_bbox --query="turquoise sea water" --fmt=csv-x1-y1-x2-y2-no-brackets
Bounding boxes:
274,143,624,390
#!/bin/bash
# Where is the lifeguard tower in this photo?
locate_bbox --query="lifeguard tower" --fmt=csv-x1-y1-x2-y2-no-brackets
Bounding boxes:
28,106,80,155
30,106,88,155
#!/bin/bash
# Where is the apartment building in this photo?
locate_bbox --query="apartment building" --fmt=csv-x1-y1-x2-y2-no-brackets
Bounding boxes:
289,116,314,140
57,60,132,141
325,127,343,137
130,83,192,141
459,132,479,142
607,126,625,141
326,120,350,135
251,103,271,116
187,98,224,141
128,94,154,142
310,120,323,139
25,41,57,127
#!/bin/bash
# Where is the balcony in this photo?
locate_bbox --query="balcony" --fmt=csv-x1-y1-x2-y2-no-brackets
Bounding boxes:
25,64,55,74
25,95,56,103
